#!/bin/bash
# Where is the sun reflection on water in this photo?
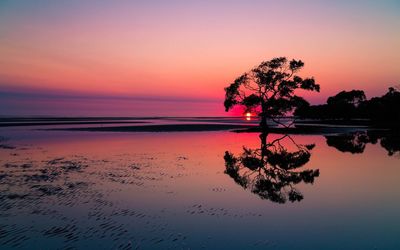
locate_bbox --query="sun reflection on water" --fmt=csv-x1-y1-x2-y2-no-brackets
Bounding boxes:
245,112,251,121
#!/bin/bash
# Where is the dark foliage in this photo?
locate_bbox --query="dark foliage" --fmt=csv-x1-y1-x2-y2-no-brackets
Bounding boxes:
224,57,319,128
326,131,370,154
326,90,366,106
224,133,319,203
325,129,400,156
295,87,400,123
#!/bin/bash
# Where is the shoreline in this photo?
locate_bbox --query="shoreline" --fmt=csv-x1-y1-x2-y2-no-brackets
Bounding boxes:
47,124,256,132
1,117,397,135
47,123,381,135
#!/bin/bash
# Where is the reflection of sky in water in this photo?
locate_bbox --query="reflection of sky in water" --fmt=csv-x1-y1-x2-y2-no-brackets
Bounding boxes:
0,123,399,249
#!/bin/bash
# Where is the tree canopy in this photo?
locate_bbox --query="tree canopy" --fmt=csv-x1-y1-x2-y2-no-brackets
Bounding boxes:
327,90,366,106
224,57,320,128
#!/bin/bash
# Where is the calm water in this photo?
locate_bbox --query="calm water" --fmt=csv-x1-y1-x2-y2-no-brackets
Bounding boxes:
0,118,399,249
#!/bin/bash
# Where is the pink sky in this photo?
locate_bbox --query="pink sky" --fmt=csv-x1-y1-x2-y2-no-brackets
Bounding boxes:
0,1,399,116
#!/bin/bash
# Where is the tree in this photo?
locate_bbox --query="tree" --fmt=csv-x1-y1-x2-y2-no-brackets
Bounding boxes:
324,90,366,119
326,90,366,106
224,57,320,130
224,133,319,203
362,87,400,123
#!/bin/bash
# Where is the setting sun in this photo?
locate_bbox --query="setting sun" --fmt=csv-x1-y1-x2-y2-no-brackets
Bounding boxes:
245,112,251,121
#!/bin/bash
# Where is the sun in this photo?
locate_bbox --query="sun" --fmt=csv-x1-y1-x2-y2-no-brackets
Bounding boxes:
245,112,251,121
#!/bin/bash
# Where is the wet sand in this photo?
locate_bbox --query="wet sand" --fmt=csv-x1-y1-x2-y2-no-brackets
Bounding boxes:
0,121,148,127
1,117,378,135
51,123,373,135
51,124,256,132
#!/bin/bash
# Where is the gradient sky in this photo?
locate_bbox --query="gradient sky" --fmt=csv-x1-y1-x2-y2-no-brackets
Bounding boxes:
1,0,399,116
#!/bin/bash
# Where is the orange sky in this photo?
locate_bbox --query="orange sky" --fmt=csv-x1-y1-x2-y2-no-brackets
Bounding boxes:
0,1,399,116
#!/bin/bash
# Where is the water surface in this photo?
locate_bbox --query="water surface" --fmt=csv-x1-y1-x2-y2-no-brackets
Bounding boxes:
0,118,399,249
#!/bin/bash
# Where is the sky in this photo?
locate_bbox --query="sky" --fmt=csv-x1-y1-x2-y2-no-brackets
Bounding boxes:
0,0,399,116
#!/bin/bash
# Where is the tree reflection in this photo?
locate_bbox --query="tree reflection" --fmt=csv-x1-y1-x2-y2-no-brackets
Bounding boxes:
325,129,400,156
224,132,319,203
325,131,371,154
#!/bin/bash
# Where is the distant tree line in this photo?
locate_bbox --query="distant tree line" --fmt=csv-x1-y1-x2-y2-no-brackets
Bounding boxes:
294,87,400,123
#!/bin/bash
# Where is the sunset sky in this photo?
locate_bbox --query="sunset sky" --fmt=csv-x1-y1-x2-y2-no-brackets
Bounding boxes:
1,0,399,116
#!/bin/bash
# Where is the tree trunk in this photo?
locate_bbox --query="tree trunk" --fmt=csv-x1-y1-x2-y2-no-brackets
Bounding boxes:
259,102,269,161
259,102,268,132
260,114,268,131
259,131,268,161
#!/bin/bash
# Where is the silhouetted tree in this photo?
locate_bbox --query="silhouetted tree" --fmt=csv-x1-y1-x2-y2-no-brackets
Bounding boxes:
327,90,366,106
359,87,400,123
295,87,400,124
294,103,329,119
327,90,366,119
295,89,366,119
224,57,320,130
224,133,319,203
